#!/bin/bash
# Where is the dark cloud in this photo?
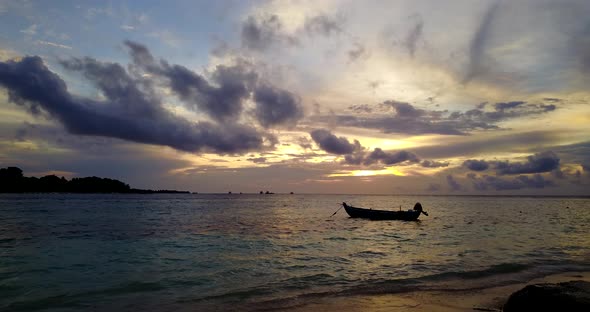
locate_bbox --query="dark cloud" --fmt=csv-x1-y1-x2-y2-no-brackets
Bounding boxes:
297,136,313,150
247,157,267,164
404,19,423,57
571,16,590,76
494,101,525,111
253,84,304,128
124,40,156,67
463,159,490,171
451,101,554,125
462,152,560,175
310,99,556,136
446,175,462,191
543,98,562,103
125,41,257,122
552,169,565,179
308,129,419,168
469,174,555,191
241,15,280,51
310,129,359,155
363,148,419,166
241,15,297,51
382,100,426,118
348,104,373,114
125,41,303,128
311,114,465,136
304,14,343,36
426,183,441,192
343,152,364,165
420,160,449,168
0,56,269,154
348,42,367,63
411,131,564,159
464,2,500,83
495,151,560,175
549,142,590,168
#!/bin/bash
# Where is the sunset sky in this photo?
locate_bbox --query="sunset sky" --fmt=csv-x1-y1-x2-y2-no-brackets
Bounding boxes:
1,0,589,194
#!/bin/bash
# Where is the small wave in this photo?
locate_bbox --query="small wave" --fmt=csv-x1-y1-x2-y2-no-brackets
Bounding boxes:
0,238,16,244
87,281,166,296
4,281,166,310
325,236,348,241
350,250,388,258
424,263,531,281
180,286,274,304
5,294,86,311
333,261,590,298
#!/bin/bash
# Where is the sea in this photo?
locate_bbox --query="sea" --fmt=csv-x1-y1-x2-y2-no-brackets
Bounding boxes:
1,194,589,311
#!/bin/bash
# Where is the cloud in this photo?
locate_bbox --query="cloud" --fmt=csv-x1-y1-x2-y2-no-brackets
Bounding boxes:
247,157,267,164
241,14,297,51
126,41,302,128
420,160,449,168
462,152,560,175
549,142,590,168
404,19,423,57
494,101,523,111
121,25,135,31
304,14,343,36
124,40,156,68
35,40,72,50
310,99,557,137
253,84,304,128
463,2,500,83
363,148,419,166
163,62,257,122
446,175,462,191
348,42,367,63
20,24,37,36
411,131,565,159
310,129,359,155
495,151,560,175
0,56,270,154
240,13,345,52
148,30,183,47
382,100,426,118
309,129,421,167
449,101,555,126
469,174,555,191
311,113,464,136
463,159,490,171
426,183,441,192
348,104,373,114
543,98,562,103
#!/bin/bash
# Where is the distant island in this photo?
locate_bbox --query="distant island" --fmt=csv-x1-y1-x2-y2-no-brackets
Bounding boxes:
0,167,189,194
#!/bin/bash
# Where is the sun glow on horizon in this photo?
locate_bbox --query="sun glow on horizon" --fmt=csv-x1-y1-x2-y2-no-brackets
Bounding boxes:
328,167,406,177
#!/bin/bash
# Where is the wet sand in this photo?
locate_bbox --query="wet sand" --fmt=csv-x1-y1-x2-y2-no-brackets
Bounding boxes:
288,271,590,312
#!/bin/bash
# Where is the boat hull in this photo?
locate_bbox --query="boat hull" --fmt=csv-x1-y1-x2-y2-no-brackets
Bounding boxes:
343,203,421,221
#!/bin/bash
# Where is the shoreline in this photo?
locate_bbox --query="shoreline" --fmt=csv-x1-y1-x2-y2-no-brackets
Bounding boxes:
285,271,590,312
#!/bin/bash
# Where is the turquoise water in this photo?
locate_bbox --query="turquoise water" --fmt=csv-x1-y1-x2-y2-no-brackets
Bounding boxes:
1,194,589,311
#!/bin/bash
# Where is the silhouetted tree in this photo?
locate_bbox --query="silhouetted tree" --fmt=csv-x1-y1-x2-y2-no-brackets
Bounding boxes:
0,166,177,193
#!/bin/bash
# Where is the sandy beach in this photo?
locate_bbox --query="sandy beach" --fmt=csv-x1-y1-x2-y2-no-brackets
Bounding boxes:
288,271,590,312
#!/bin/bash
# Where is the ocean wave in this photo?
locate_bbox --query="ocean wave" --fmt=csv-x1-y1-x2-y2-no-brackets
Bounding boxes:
4,281,165,311
350,250,388,258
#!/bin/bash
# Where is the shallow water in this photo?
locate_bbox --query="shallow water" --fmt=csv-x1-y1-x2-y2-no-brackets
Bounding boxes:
1,194,589,311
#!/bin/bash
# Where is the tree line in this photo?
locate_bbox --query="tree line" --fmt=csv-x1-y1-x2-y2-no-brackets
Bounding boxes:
0,167,188,193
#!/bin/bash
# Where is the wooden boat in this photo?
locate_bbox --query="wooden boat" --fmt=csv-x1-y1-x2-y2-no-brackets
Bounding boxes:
342,202,428,221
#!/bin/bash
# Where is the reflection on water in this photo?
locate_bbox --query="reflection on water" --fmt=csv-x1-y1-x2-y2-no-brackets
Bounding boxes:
0,194,589,311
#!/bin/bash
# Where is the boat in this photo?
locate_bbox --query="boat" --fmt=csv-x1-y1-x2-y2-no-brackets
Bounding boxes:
341,202,428,221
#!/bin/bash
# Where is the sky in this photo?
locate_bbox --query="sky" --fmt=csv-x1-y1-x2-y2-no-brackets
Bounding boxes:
0,0,589,195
